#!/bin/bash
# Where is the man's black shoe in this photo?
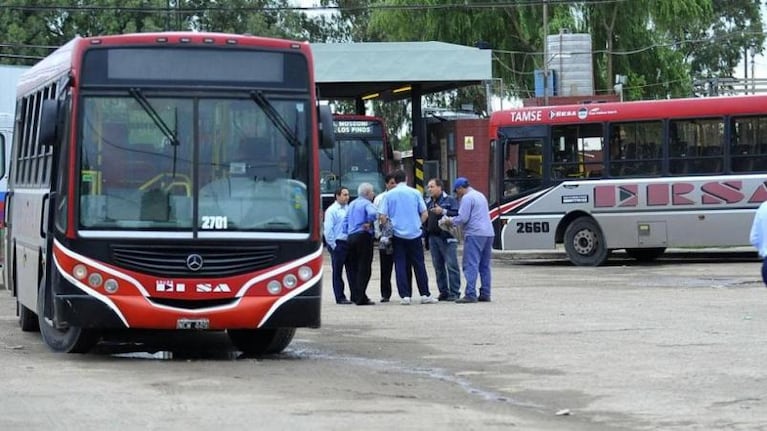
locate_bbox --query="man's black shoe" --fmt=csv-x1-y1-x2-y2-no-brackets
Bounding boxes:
478,296,492,302
455,296,478,304
336,299,353,305
356,299,375,306
380,297,390,303
443,296,458,302
437,293,449,301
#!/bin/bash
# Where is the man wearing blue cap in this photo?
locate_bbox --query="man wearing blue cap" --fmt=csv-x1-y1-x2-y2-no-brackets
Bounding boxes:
445,177,494,303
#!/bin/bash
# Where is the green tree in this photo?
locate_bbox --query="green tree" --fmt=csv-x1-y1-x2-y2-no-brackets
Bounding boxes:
359,0,762,101
0,0,311,65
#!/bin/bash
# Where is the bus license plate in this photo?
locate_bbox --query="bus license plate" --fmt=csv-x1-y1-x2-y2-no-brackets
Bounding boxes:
176,318,209,330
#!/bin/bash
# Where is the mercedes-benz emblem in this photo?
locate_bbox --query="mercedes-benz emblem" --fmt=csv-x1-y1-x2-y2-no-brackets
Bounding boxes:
186,254,204,272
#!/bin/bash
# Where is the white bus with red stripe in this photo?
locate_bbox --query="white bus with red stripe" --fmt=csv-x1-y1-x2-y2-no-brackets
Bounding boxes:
6,33,334,353
488,95,767,265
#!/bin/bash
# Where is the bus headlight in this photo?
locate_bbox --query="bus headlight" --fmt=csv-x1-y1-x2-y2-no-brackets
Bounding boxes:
267,280,282,295
104,279,119,293
283,274,298,289
297,266,313,281
88,273,103,288
73,264,88,280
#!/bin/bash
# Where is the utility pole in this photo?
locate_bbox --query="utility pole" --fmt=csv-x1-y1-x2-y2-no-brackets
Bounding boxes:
542,0,548,106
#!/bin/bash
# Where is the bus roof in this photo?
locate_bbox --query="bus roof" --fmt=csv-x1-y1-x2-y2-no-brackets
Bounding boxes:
489,94,767,133
17,32,312,97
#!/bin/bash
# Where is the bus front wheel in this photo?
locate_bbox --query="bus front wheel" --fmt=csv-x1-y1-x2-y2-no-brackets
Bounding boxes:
564,217,609,266
228,328,296,356
37,276,99,353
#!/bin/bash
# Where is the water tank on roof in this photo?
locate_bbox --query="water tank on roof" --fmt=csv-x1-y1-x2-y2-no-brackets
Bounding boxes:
546,30,593,97
534,69,557,97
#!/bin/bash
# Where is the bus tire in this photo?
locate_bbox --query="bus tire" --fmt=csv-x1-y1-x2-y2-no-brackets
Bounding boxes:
18,302,39,332
37,275,99,353
625,247,666,262
564,217,609,266
228,328,296,356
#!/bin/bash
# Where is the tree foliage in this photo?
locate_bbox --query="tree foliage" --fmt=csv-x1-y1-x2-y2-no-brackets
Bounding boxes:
0,0,314,65
360,0,762,101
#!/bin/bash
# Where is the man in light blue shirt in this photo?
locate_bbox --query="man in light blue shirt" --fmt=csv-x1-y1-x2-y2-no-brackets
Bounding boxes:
343,182,378,305
749,201,767,286
323,187,353,304
379,170,436,305
446,177,495,303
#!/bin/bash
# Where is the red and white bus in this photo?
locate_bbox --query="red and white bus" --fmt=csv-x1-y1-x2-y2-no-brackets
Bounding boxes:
488,95,767,266
321,114,392,209
6,32,334,353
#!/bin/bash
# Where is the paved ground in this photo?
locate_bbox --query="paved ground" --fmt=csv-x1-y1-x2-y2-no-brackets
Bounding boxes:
0,248,765,430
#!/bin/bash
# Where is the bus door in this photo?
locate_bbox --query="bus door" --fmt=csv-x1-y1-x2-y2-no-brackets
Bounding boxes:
491,126,548,248
495,126,548,201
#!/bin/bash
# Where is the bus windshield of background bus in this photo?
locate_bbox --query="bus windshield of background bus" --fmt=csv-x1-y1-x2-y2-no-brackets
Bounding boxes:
320,137,385,197
78,94,310,232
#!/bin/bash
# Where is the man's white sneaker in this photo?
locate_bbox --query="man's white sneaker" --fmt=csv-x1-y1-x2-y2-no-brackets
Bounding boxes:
421,295,438,304
400,297,411,305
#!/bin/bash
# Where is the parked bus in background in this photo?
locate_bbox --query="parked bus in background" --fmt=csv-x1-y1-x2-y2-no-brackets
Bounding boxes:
6,32,334,353
0,113,12,225
0,113,11,287
488,95,767,266
321,114,392,209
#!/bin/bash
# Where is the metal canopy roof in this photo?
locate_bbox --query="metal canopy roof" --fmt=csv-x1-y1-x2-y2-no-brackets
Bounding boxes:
311,41,492,101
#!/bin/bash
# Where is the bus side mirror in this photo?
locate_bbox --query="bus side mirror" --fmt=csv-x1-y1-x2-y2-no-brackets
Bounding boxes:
39,99,60,147
318,104,334,150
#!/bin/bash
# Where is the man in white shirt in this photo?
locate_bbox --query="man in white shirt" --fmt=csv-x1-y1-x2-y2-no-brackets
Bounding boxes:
749,201,767,286
323,187,353,304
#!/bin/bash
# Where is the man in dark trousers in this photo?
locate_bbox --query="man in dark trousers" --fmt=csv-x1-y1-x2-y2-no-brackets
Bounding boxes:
378,170,436,305
343,182,378,305
424,178,461,301
323,187,353,304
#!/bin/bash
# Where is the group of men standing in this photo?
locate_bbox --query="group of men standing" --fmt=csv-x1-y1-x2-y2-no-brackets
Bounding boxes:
323,169,494,306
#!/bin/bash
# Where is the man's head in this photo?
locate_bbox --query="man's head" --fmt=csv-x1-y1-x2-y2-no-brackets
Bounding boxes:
357,182,375,201
453,177,470,197
335,187,350,205
427,178,444,198
384,173,396,191
392,169,407,184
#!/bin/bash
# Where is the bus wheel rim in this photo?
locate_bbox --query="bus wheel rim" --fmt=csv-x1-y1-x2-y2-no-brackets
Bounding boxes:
572,229,595,255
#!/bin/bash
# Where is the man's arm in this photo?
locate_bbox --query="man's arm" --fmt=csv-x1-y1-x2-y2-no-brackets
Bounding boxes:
751,207,764,254
444,196,459,217
323,209,336,250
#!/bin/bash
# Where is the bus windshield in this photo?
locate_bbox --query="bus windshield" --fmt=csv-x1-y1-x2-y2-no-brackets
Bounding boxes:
320,136,385,198
79,94,310,232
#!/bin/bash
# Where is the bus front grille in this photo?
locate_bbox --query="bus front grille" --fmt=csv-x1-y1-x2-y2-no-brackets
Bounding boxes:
110,244,278,277
147,298,238,309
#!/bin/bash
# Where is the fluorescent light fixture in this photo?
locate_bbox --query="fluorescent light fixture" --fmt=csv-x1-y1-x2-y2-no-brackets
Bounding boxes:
361,93,380,100
393,86,412,94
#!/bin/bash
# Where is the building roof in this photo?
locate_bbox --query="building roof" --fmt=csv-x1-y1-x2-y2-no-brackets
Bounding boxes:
311,41,492,101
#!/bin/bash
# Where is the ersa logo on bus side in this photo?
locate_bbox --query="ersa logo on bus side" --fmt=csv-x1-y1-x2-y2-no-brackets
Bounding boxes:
509,107,618,122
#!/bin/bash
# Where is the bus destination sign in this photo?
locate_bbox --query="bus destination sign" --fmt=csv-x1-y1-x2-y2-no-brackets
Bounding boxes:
334,120,378,136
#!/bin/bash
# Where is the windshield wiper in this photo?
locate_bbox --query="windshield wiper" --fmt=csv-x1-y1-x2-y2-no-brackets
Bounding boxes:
129,88,180,177
249,90,301,148
129,88,179,147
